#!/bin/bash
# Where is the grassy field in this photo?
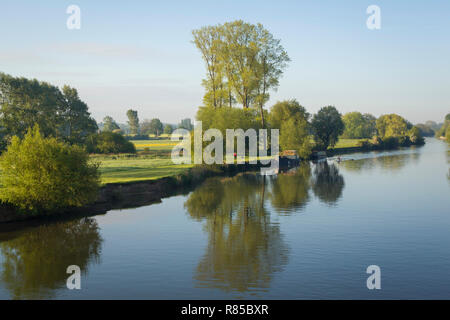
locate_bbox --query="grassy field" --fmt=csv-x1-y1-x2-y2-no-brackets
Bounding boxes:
96,138,188,184
331,138,365,149
95,154,193,184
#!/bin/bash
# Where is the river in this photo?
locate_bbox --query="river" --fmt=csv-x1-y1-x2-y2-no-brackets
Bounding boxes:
0,138,449,299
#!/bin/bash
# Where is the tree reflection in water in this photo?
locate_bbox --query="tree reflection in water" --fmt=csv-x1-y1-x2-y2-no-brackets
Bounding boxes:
185,174,289,293
0,218,102,299
339,151,421,173
311,161,345,206
269,164,311,215
184,163,345,294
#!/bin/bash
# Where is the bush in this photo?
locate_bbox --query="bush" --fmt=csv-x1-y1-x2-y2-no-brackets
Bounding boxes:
0,127,100,212
86,132,136,154
397,135,411,147
382,136,399,149
279,116,312,159
408,126,424,145
446,126,450,142
357,139,371,150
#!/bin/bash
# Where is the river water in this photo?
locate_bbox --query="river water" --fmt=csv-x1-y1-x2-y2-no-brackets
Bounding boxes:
0,138,449,299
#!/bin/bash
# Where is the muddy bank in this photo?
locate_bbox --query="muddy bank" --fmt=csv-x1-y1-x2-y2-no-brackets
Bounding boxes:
0,163,265,225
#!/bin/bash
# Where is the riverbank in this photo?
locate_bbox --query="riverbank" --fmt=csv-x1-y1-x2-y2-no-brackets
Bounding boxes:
0,163,265,224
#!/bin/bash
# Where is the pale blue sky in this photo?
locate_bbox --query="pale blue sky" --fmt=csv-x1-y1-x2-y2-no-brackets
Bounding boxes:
1,0,449,124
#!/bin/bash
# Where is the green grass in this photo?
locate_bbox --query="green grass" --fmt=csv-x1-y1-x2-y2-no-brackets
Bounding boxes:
95,154,193,184
331,138,366,149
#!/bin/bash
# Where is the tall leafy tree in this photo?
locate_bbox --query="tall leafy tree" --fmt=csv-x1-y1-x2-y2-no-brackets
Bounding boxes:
178,118,193,131
0,73,97,144
192,21,289,127
254,25,290,127
270,100,311,158
0,73,64,139
102,116,120,132
60,85,98,144
269,99,309,130
164,124,173,134
192,25,225,108
376,114,409,138
143,118,163,136
341,111,376,138
126,109,140,135
435,113,450,138
311,106,345,150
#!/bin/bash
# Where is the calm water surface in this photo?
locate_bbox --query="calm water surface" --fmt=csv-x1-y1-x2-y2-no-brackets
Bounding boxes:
0,138,449,299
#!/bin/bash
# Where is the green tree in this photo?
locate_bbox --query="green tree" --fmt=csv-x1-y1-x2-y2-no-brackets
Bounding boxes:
0,127,100,212
102,116,120,132
415,123,435,137
408,126,425,145
341,112,376,138
60,85,98,144
178,118,193,131
311,106,345,150
0,73,97,143
196,106,260,135
0,73,63,139
192,25,225,108
436,114,450,138
270,100,311,158
126,109,140,135
280,118,312,159
192,21,289,127
149,118,164,136
86,132,136,154
269,99,309,130
376,114,409,138
164,124,173,134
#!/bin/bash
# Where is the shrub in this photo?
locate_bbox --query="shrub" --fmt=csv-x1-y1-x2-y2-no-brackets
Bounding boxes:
382,136,399,149
280,117,312,159
0,127,100,212
370,136,383,147
357,139,372,150
446,126,450,142
397,135,411,147
408,126,424,145
86,132,136,154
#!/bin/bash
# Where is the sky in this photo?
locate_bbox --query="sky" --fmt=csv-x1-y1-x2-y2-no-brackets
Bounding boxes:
0,0,449,124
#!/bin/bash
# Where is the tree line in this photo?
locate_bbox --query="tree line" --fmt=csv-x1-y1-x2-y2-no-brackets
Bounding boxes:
196,99,425,159
102,113,192,137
